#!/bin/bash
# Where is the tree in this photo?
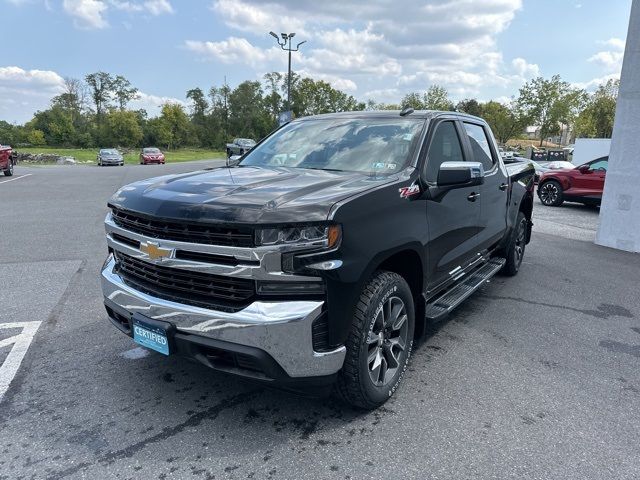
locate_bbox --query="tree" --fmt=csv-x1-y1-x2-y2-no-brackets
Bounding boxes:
0,120,21,145
400,92,425,109
27,106,75,146
482,101,527,144
424,85,454,110
85,72,115,119
102,110,143,146
228,81,271,139
156,103,191,149
291,78,364,117
186,88,209,123
51,77,87,124
401,85,454,111
515,75,587,146
456,98,483,117
574,79,619,138
263,72,283,124
26,129,46,146
112,75,139,110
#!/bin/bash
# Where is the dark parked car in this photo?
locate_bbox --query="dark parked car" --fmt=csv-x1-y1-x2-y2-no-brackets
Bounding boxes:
226,138,256,159
537,156,607,207
97,149,124,167
101,110,534,409
140,147,165,165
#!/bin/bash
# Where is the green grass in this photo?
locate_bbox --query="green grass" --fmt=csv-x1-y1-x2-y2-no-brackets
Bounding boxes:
18,147,225,164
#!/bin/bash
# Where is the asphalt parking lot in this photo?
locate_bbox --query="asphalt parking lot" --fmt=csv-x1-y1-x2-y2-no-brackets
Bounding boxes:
1,162,639,480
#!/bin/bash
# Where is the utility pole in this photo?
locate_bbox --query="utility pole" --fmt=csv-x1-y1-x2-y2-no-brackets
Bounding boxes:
269,31,306,121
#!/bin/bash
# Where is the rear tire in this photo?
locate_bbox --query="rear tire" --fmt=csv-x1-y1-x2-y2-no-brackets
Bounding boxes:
336,271,415,409
502,211,527,276
538,180,563,206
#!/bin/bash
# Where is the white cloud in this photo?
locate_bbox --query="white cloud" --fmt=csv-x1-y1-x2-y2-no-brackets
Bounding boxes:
0,66,65,90
200,0,525,104
63,0,109,29
572,73,620,91
0,66,66,123
144,0,173,15
512,57,539,78
589,51,624,71
63,0,174,29
212,0,308,37
185,37,281,68
589,37,626,72
109,0,144,13
110,0,173,14
603,37,625,50
130,91,185,116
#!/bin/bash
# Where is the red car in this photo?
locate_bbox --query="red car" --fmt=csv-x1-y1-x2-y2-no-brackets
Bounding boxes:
537,156,608,207
0,144,14,176
139,147,165,165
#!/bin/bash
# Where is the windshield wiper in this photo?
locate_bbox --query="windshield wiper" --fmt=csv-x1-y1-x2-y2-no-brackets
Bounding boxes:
302,167,345,172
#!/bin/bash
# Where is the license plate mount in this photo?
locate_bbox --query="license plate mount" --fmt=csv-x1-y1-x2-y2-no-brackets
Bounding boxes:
132,314,175,356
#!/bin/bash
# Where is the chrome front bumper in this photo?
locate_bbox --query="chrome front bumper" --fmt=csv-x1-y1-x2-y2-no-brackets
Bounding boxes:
101,256,346,378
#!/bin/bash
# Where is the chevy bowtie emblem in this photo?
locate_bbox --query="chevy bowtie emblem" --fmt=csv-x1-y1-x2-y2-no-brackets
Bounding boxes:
140,241,173,260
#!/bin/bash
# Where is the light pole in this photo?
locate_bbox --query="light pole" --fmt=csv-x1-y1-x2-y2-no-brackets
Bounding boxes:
269,31,306,115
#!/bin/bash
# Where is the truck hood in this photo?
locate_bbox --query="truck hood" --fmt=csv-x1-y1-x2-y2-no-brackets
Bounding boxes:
109,165,397,224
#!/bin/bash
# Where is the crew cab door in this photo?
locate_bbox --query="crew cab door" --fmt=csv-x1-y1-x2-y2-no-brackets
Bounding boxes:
461,121,509,251
423,119,482,288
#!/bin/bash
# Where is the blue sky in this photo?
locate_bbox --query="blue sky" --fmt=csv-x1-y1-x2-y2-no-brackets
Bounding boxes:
0,0,632,124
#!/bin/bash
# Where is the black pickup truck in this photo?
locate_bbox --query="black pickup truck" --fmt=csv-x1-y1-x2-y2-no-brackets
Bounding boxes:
101,110,534,409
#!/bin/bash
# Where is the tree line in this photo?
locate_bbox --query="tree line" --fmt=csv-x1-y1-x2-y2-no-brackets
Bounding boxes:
0,71,619,150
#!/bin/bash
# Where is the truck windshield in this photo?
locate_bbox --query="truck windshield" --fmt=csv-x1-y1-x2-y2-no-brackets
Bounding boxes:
239,118,424,174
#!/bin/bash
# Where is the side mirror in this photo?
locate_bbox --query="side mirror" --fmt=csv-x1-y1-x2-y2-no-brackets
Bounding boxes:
437,161,484,188
227,155,242,167
577,164,590,173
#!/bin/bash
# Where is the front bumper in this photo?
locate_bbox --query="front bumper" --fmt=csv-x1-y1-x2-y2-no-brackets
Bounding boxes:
101,256,346,380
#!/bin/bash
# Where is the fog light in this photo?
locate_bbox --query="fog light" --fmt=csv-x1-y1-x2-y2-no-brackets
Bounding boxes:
257,281,325,295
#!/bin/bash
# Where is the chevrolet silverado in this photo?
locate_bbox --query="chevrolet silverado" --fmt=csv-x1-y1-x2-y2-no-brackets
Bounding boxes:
101,110,534,409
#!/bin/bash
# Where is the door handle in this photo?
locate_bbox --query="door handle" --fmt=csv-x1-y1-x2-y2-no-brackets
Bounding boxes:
467,192,480,202
499,183,508,191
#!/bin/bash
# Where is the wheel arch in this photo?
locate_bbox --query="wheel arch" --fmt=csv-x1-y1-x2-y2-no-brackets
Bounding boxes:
366,246,425,339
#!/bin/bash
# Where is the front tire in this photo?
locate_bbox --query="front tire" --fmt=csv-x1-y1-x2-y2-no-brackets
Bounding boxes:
502,211,527,276
4,160,14,176
336,271,415,409
538,180,563,206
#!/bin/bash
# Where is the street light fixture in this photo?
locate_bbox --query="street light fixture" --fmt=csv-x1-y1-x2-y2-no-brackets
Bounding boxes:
269,31,306,116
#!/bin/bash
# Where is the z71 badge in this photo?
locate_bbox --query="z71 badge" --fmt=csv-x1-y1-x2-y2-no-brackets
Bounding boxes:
399,184,421,198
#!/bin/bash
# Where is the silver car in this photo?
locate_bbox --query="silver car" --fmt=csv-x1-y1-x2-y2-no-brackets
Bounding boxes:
97,148,124,166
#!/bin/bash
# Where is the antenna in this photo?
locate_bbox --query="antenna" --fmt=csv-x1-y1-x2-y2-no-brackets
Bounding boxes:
400,107,414,117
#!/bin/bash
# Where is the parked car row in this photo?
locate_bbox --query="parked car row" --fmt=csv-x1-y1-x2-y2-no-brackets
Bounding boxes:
504,157,575,183
97,147,166,167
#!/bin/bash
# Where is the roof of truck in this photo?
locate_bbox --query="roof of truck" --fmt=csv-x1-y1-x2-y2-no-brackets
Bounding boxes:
295,110,486,123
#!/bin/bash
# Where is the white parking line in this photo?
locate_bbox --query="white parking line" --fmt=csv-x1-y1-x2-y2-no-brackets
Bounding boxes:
0,173,32,184
0,321,41,403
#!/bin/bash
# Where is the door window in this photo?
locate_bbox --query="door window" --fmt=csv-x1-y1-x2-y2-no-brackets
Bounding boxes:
587,158,608,172
463,122,495,171
425,121,465,182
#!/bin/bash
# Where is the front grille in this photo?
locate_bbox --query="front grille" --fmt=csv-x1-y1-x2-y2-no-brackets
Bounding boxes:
114,252,255,312
110,207,255,247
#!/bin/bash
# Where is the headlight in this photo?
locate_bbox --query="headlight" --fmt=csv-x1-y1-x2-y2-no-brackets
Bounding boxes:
255,224,341,248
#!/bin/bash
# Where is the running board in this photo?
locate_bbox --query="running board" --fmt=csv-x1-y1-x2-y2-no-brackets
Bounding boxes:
424,258,506,321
